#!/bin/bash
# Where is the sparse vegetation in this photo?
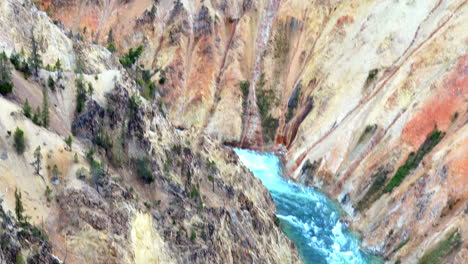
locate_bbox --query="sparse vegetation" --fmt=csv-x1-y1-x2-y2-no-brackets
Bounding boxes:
356,167,390,211
0,51,13,95
13,127,26,154
190,230,197,242
22,99,32,118
383,127,445,193
120,45,144,68
418,230,461,264
10,50,32,79
257,87,279,143
107,29,116,53
135,157,154,183
33,146,42,175
75,75,87,114
41,86,50,127
65,136,73,151
29,29,43,76
365,69,379,86
239,81,249,110
47,75,55,90
44,186,52,203
33,106,42,125
14,188,25,223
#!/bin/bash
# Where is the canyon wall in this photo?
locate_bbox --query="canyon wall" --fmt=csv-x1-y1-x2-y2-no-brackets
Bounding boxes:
0,0,300,263
24,0,468,262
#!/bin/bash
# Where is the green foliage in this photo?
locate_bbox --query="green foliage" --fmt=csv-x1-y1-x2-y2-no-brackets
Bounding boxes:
384,128,445,193
13,127,26,154
32,106,42,126
356,167,389,211
75,75,87,114
240,81,249,99
48,75,55,90
54,59,62,72
139,69,157,99
33,146,42,175
15,252,24,264
14,188,25,222
394,238,410,253
88,83,94,98
256,76,279,143
189,184,200,200
418,230,461,264
149,5,157,21
65,136,73,150
29,30,43,76
365,69,379,86
273,215,280,227
23,99,32,118
0,51,13,95
190,230,197,242
135,157,154,183
10,52,31,79
120,45,144,68
107,42,117,53
41,87,50,127
45,186,52,202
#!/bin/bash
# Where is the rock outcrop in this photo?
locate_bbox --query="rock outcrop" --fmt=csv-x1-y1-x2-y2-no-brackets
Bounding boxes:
0,0,300,263
2,0,467,263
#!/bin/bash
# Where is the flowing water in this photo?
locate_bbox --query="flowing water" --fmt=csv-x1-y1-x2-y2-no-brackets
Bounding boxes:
234,148,381,264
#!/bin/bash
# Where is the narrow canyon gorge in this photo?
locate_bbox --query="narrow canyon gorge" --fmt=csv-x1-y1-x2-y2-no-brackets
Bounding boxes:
0,0,466,263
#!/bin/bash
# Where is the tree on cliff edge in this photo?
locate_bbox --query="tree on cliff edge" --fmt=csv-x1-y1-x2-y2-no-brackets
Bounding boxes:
0,51,13,95
29,29,42,77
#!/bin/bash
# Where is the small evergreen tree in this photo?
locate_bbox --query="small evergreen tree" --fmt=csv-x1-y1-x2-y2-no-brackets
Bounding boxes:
48,75,55,90
0,51,13,95
33,146,42,175
23,99,32,118
55,59,62,80
41,87,50,127
88,83,94,100
13,127,25,154
30,29,42,77
33,106,42,126
75,75,87,113
65,136,72,151
14,188,25,222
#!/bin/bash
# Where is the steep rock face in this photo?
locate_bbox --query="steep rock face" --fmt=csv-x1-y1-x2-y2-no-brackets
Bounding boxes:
0,0,300,263
20,0,468,262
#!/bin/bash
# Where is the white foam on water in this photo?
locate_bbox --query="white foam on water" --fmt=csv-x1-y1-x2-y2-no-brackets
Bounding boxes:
234,148,380,264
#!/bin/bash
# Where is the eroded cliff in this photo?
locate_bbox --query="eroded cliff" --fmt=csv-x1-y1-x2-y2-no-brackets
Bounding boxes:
4,0,468,263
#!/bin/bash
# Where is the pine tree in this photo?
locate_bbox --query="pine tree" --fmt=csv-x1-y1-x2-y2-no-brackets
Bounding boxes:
41,86,50,127
23,99,32,118
75,75,87,113
65,136,72,151
14,188,25,222
88,82,94,100
33,106,42,126
55,59,62,80
48,75,55,90
13,127,26,154
33,145,42,175
0,51,13,95
30,29,42,77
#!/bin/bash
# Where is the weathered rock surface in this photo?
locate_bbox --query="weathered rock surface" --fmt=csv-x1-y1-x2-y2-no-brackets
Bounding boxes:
2,0,467,263
0,0,300,263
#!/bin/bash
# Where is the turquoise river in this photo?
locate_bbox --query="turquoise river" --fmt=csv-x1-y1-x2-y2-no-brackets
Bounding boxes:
234,148,381,264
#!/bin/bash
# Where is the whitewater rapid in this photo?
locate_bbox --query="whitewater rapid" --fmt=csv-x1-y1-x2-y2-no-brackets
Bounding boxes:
234,148,380,264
